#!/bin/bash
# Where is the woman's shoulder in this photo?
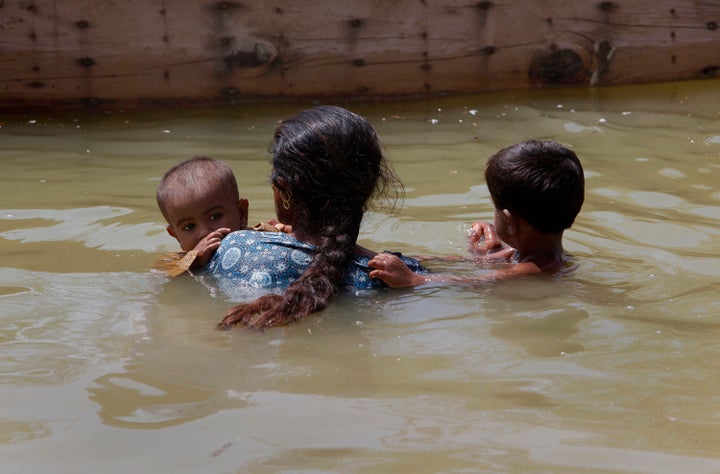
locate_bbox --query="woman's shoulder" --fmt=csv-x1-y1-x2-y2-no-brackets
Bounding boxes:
207,230,314,288
208,232,425,290
221,229,312,249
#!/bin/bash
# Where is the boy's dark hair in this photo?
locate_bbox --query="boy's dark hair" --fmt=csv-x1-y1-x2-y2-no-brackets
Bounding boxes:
485,140,584,234
156,156,239,220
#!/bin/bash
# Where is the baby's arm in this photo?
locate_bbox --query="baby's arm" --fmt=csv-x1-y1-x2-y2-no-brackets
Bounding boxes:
191,227,232,268
253,219,293,233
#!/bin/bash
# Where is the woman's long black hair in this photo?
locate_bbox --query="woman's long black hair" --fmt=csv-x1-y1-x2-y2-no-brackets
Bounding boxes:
219,105,400,328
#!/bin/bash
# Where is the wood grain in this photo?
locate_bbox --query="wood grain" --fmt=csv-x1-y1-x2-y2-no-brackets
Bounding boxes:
1,1,718,109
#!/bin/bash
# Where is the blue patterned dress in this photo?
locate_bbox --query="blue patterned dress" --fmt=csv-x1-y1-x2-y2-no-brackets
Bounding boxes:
205,230,424,290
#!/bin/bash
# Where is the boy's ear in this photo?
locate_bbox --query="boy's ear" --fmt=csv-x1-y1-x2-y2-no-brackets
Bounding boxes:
502,209,515,236
166,225,177,239
237,198,249,228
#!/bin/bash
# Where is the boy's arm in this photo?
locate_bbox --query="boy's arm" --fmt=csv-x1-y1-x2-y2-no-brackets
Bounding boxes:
368,252,427,287
468,221,516,260
368,252,501,288
375,222,511,266
468,222,502,254
369,252,545,288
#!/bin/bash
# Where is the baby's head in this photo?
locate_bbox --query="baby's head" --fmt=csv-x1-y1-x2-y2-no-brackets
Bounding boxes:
485,140,584,235
157,157,248,251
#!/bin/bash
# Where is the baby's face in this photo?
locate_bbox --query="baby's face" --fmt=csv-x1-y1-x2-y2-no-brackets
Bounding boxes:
165,186,247,251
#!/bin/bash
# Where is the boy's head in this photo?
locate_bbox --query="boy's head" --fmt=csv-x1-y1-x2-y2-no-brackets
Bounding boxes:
157,156,248,251
485,140,584,235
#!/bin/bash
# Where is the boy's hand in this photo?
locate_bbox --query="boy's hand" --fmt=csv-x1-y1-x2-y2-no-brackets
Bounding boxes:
191,227,231,268
468,221,503,255
368,252,425,287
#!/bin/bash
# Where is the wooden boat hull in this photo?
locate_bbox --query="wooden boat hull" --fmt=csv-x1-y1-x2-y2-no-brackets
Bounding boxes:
1,1,718,109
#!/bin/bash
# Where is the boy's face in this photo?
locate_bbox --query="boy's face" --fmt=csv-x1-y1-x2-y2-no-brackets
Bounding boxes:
164,185,248,251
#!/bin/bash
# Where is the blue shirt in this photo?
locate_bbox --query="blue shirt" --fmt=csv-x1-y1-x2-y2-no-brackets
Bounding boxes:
205,230,424,290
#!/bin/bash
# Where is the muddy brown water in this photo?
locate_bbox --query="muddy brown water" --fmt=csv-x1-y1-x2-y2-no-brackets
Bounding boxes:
2,80,720,473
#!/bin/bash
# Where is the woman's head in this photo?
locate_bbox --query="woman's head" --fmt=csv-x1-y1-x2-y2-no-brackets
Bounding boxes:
269,105,398,238
219,106,401,328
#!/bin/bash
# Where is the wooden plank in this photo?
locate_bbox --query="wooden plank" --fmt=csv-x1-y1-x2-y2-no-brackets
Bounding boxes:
0,0,718,109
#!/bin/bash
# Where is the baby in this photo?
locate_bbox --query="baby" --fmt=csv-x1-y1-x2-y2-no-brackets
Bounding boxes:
368,140,585,286
156,156,249,270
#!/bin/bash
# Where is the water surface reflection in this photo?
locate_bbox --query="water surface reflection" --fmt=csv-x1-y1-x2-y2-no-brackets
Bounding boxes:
1,81,720,472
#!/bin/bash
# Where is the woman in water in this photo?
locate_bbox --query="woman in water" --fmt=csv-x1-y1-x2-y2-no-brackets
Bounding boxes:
209,105,423,328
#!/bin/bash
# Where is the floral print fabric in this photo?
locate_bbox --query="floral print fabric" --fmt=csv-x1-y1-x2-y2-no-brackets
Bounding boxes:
205,230,424,290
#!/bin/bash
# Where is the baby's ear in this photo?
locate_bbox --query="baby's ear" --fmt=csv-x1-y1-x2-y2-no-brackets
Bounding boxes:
166,225,178,239
237,198,249,228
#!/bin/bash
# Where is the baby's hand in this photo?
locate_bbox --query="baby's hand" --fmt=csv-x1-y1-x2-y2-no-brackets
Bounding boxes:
268,219,293,234
368,252,425,287
192,227,231,268
468,221,502,255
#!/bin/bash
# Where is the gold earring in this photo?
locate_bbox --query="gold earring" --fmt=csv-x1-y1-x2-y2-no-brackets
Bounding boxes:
273,184,291,210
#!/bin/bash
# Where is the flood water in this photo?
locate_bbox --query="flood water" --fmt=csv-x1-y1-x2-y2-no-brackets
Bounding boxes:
2,80,720,473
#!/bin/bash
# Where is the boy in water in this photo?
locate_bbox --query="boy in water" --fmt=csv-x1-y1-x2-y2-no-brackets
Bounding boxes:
156,156,249,270
368,140,585,286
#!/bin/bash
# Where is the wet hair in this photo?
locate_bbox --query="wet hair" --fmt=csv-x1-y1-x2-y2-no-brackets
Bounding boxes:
222,105,400,328
485,140,584,234
156,156,239,221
